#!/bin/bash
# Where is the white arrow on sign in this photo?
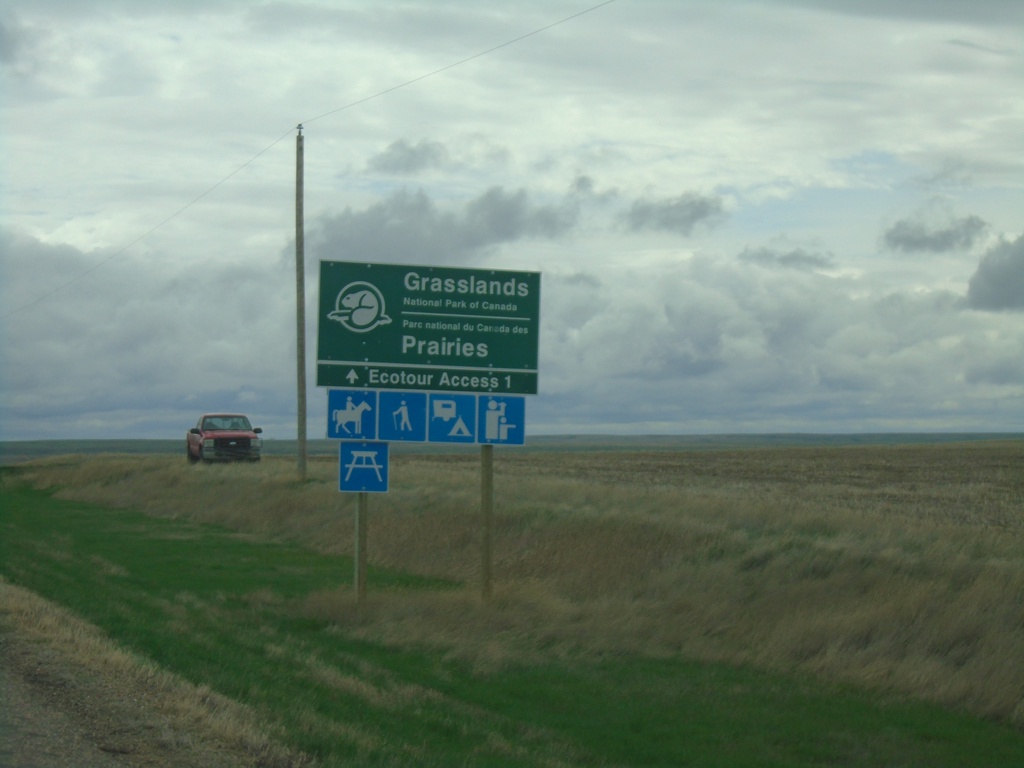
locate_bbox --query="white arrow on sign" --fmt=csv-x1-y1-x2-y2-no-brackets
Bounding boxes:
346,369,359,384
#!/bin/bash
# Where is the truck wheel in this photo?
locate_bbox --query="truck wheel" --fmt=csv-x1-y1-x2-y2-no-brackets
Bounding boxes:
187,444,199,464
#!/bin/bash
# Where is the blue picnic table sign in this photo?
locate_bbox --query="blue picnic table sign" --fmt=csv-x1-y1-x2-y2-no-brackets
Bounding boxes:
338,441,389,493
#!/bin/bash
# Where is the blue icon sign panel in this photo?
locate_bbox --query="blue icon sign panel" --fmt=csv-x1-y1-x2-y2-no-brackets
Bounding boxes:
339,441,389,493
328,389,378,439
329,389,526,445
378,391,428,442
478,395,525,445
428,393,477,443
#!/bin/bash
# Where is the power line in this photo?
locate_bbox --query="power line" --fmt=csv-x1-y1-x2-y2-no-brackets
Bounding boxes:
3,0,618,320
4,129,296,319
301,0,618,126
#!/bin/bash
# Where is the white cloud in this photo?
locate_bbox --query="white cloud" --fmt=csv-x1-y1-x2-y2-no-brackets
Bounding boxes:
883,201,989,253
2,0,1023,439
367,139,450,175
967,234,1024,311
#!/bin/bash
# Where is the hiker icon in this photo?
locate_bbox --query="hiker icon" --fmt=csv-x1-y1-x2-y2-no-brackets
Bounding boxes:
378,392,427,442
393,400,412,431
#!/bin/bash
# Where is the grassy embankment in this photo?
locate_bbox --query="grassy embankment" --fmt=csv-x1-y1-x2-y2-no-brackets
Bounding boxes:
2,442,1023,765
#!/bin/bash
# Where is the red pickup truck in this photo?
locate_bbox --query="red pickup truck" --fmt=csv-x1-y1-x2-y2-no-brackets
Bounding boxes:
186,413,263,463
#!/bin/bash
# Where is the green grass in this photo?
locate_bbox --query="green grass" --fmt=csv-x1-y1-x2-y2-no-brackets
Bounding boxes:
3,472,1023,767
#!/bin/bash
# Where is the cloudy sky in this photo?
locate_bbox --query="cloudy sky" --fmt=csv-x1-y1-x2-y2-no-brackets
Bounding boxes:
2,0,1023,441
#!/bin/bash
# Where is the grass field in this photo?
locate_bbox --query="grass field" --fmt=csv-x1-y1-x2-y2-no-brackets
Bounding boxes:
2,440,1022,765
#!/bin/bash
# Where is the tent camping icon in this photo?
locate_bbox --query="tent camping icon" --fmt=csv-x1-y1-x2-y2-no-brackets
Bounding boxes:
428,395,476,443
433,399,472,438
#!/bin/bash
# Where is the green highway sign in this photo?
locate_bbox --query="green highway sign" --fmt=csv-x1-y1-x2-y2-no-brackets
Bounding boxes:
317,261,540,394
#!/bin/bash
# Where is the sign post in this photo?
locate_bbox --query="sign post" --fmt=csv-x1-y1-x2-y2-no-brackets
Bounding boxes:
355,492,368,605
481,444,494,602
337,439,388,608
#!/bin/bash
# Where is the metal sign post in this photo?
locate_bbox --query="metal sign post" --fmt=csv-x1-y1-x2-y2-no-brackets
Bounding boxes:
355,492,368,606
481,445,494,602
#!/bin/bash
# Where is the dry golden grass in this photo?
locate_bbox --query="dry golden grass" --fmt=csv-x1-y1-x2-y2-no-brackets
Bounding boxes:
13,441,1024,727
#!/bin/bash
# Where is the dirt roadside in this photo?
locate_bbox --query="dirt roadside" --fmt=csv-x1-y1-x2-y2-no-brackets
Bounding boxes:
2,638,146,768
0,581,308,768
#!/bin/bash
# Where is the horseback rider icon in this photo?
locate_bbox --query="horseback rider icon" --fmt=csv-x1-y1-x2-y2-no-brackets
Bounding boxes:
333,396,372,435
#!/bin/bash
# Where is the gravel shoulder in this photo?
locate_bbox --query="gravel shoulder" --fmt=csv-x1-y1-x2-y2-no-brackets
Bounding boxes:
1,639,132,768
1,581,304,768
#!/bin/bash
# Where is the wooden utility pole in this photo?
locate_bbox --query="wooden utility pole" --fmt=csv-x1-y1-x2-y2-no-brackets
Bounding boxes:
295,125,307,481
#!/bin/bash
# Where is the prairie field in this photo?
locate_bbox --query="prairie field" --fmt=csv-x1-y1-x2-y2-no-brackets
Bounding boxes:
11,439,1023,733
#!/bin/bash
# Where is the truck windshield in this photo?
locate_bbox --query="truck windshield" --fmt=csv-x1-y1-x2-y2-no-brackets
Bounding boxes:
203,416,252,431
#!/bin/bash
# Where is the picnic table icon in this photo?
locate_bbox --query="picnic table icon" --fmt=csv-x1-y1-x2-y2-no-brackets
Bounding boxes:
344,449,383,481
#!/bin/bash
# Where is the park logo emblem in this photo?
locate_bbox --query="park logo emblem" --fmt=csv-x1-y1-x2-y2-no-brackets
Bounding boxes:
327,281,392,333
